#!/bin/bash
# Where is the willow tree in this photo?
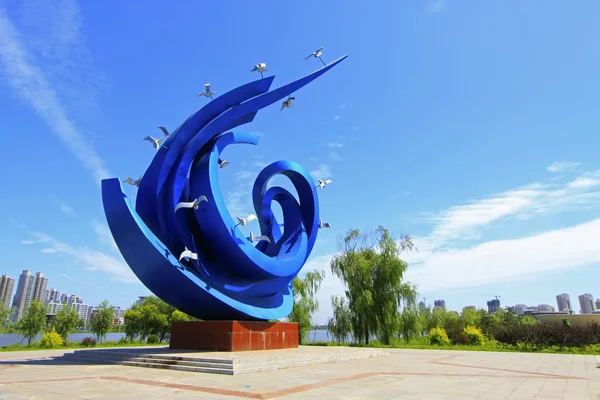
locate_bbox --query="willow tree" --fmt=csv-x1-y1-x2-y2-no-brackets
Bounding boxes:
288,270,324,344
330,226,418,345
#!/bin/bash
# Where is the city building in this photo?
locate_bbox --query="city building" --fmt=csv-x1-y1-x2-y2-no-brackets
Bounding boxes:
11,270,35,322
60,293,69,304
45,288,61,305
86,306,94,324
32,272,48,303
578,293,595,314
46,301,63,314
556,293,572,312
418,300,426,310
514,304,528,315
433,299,446,310
537,304,555,312
487,299,500,313
67,295,83,305
596,299,600,310
0,274,15,309
136,296,148,307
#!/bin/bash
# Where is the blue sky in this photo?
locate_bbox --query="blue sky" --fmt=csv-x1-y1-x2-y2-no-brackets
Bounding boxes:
1,1,600,324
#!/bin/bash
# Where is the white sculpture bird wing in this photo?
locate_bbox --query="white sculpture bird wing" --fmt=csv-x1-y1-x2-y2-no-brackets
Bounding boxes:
194,195,208,206
174,201,196,213
324,179,333,185
179,248,198,261
245,214,258,223
157,126,170,138
143,136,155,143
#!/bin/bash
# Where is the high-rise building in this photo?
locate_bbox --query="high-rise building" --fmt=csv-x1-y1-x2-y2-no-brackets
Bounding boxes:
434,299,446,310
537,304,555,312
556,293,572,312
596,299,600,310
0,274,15,309
487,299,501,313
32,272,48,303
514,304,527,315
135,296,148,307
47,301,63,314
45,288,61,305
60,293,69,304
578,293,595,314
11,270,34,322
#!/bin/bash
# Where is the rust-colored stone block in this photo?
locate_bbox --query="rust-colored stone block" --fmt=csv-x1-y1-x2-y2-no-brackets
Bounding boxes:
170,321,299,351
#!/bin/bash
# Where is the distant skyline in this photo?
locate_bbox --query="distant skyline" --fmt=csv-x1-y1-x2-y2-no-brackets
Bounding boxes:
2,2,600,325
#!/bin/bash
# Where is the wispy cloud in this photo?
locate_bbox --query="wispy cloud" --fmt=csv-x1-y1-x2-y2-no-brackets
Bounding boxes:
21,231,137,283
52,196,75,217
547,161,581,173
91,220,118,252
333,115,340,122
327,142,344,148
60,272,88,284
427,0,446,13
310,163,333,180
0,3,110,185
307,165,600,323
329,152,342,162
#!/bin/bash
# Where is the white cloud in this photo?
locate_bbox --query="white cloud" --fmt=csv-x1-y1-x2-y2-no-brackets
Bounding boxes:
567,177,600,189
0,4,110,185
427,0,446,13
91,220,118,252
547,161,581,173
333,115,340,122
52,196,75,217
22,231,138,283
329,152,342,162
310,164,333,180
327,142,344,148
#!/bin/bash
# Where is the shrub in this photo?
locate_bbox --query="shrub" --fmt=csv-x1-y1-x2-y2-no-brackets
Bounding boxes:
428,327,451,346
39,328,65,349
147,334,159,344
452,332,471,345
80,337,97,347
464,326,485,346
118,337,128,344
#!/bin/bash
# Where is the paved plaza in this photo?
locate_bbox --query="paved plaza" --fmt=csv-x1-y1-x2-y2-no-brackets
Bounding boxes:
0,346,599,399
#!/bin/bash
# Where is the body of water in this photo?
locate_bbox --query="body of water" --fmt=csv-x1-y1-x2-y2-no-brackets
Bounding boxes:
0,330,336,348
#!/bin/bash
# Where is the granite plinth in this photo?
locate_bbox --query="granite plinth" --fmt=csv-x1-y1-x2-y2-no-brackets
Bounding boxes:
169,321,299,351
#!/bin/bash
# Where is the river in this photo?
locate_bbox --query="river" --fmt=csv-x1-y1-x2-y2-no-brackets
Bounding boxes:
0,330,335,347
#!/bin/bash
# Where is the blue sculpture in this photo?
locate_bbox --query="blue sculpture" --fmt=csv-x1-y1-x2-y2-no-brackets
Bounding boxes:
101,55,347,321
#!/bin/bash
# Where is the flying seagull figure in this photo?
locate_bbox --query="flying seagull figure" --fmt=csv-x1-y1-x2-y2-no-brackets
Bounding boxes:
157,126,170,138
237,214,258,227
179,247,198,262
144,136,166,151
218,158,229,168
316,179,333,189
250,63,268,78
123,176,142,187
280,96,295,111
248,232,270,243
198,83,215,100
319,218,332,229
174,195,208,213
305,46,326,66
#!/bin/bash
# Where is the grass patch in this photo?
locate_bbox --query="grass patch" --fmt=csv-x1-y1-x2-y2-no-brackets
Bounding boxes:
0,340,166,352
306,337,600,355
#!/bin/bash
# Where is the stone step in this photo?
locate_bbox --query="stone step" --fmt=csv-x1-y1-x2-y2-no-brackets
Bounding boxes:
118,360,234,375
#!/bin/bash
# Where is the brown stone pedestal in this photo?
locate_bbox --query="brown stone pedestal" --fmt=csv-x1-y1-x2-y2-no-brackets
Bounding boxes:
169,321,299,351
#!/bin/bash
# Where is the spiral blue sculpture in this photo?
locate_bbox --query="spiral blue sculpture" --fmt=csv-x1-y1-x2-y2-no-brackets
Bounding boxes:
101,55,347,321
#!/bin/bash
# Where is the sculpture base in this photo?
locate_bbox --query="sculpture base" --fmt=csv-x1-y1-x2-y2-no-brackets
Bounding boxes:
169,321,299,352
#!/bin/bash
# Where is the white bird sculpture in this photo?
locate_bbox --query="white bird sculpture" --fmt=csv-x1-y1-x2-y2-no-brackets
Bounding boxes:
316,179,333,189
174,195,208,213
179,247,198,262
157,126,170,138
123,176,142,187
280,96,295,111
143,136,165,151
249,232,271,243
250,63,268,78
319,218,332,229
305,46,326,66
218,158,229,168
198,83,215,99
237,214,258,227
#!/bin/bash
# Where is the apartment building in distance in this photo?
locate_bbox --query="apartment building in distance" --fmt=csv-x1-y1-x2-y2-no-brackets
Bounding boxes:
0,274,15,309
487,299,501,313
556,293,572,313
433,299,446,310
11,271,50,322
578,293,595,314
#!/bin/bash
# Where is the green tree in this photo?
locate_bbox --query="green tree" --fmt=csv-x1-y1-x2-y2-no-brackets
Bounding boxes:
331,227,417,345
479,310,499,340
124,308,142,342
52,305,80,343
461,307,480,328
91,300,114,343
0,304,10,333
288,270,324,344
17,300,47,346
399,305,421,343
327,295,352,344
